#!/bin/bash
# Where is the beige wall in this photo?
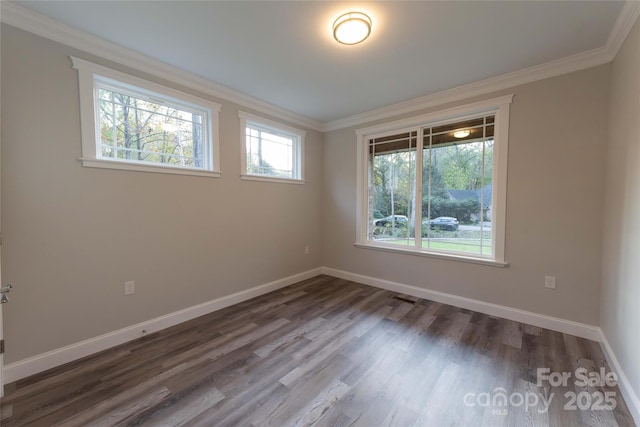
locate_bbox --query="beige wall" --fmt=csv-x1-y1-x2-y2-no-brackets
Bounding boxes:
323,65,611,326
0,24,323,363
601,17,640,402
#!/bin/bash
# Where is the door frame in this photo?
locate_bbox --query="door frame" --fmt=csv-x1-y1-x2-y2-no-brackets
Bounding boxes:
0,73,5,397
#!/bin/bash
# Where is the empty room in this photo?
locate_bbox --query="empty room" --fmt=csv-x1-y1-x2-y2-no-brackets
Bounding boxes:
1,1,639,426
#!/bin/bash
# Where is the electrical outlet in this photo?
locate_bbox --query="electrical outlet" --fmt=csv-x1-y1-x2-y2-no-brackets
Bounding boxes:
124,281,135,295
304,246,310,255
544,276,556,289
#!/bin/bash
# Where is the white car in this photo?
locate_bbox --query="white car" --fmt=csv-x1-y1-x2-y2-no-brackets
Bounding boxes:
374,215,408,226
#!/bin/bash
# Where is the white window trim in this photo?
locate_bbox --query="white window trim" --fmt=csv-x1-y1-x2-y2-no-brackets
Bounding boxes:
71,56,222,177
239,111,305,184
355,94,513,266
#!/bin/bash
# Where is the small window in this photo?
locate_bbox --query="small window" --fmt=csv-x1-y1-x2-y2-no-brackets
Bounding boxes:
72,57,221,177
239,111,305,183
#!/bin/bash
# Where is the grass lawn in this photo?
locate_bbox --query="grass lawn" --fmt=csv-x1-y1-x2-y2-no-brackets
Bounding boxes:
383,238,493,256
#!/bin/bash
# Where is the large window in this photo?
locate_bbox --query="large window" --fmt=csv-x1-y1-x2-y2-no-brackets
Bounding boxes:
356,96,512,265
72,57,221,177
239,111,305,183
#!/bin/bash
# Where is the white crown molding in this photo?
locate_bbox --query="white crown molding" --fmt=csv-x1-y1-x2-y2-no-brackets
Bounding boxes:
605,1,640,59
323,2,640,132
323,47,610,132
0,2,324,132
1,1,638,134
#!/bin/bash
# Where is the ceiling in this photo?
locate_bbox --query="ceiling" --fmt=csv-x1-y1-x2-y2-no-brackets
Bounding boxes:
7,1,630,124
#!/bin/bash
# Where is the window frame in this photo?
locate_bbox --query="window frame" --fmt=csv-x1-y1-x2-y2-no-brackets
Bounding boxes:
355,95,513,267
72,56,222,177
239,111,305,184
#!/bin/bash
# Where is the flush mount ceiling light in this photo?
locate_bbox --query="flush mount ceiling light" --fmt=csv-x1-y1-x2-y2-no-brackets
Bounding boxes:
453,129,471,138
333,12,372,45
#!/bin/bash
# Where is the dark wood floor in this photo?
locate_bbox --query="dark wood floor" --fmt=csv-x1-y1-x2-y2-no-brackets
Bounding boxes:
0,275,635,426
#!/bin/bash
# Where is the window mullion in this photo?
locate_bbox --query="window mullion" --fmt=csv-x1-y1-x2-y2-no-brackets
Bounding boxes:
368,143,375,241
426,129,432,250
111,97,117,159
479,119,486,256
415,127,423,250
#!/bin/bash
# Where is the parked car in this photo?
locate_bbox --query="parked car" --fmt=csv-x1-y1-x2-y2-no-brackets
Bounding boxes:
374,215,408,226
428,216,459,231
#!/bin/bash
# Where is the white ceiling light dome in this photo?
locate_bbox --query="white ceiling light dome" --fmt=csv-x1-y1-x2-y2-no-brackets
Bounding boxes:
333,12,372,45
453,129,471,139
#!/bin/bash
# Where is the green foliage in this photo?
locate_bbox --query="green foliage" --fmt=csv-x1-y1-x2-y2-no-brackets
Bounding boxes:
373,222,410,238
247,156,276,176
436,142,493,190
421,228,460,238
425,197,481,223
371,139,493,226
442,162,466,189
372,152,415,218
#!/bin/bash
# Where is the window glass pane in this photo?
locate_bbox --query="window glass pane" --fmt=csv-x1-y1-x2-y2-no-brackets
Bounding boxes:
98,88,112,101
370,134,416,247
97,86,206,169
480,138,494,254
246,125,296,178
422,132,492,256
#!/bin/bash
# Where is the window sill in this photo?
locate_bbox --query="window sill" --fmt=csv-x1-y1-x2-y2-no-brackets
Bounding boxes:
79,158,221,178
354,242,509,267
240,174,305,185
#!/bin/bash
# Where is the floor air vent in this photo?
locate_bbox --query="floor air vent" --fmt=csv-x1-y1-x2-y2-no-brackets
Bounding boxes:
393,296,418,304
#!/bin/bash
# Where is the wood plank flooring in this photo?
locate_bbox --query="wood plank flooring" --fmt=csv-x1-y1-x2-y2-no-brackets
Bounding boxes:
0,275,635,426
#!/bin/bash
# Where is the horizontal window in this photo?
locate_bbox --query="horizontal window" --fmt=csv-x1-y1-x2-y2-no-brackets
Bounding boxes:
72,57,221,176
239,111,305,183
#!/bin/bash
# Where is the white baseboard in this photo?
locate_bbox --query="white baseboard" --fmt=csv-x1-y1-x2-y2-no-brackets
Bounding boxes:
5,265,638,426
599,330,640,426
321,267,639,425
322,267,640,426
3,267,323,384
320,267,601,341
